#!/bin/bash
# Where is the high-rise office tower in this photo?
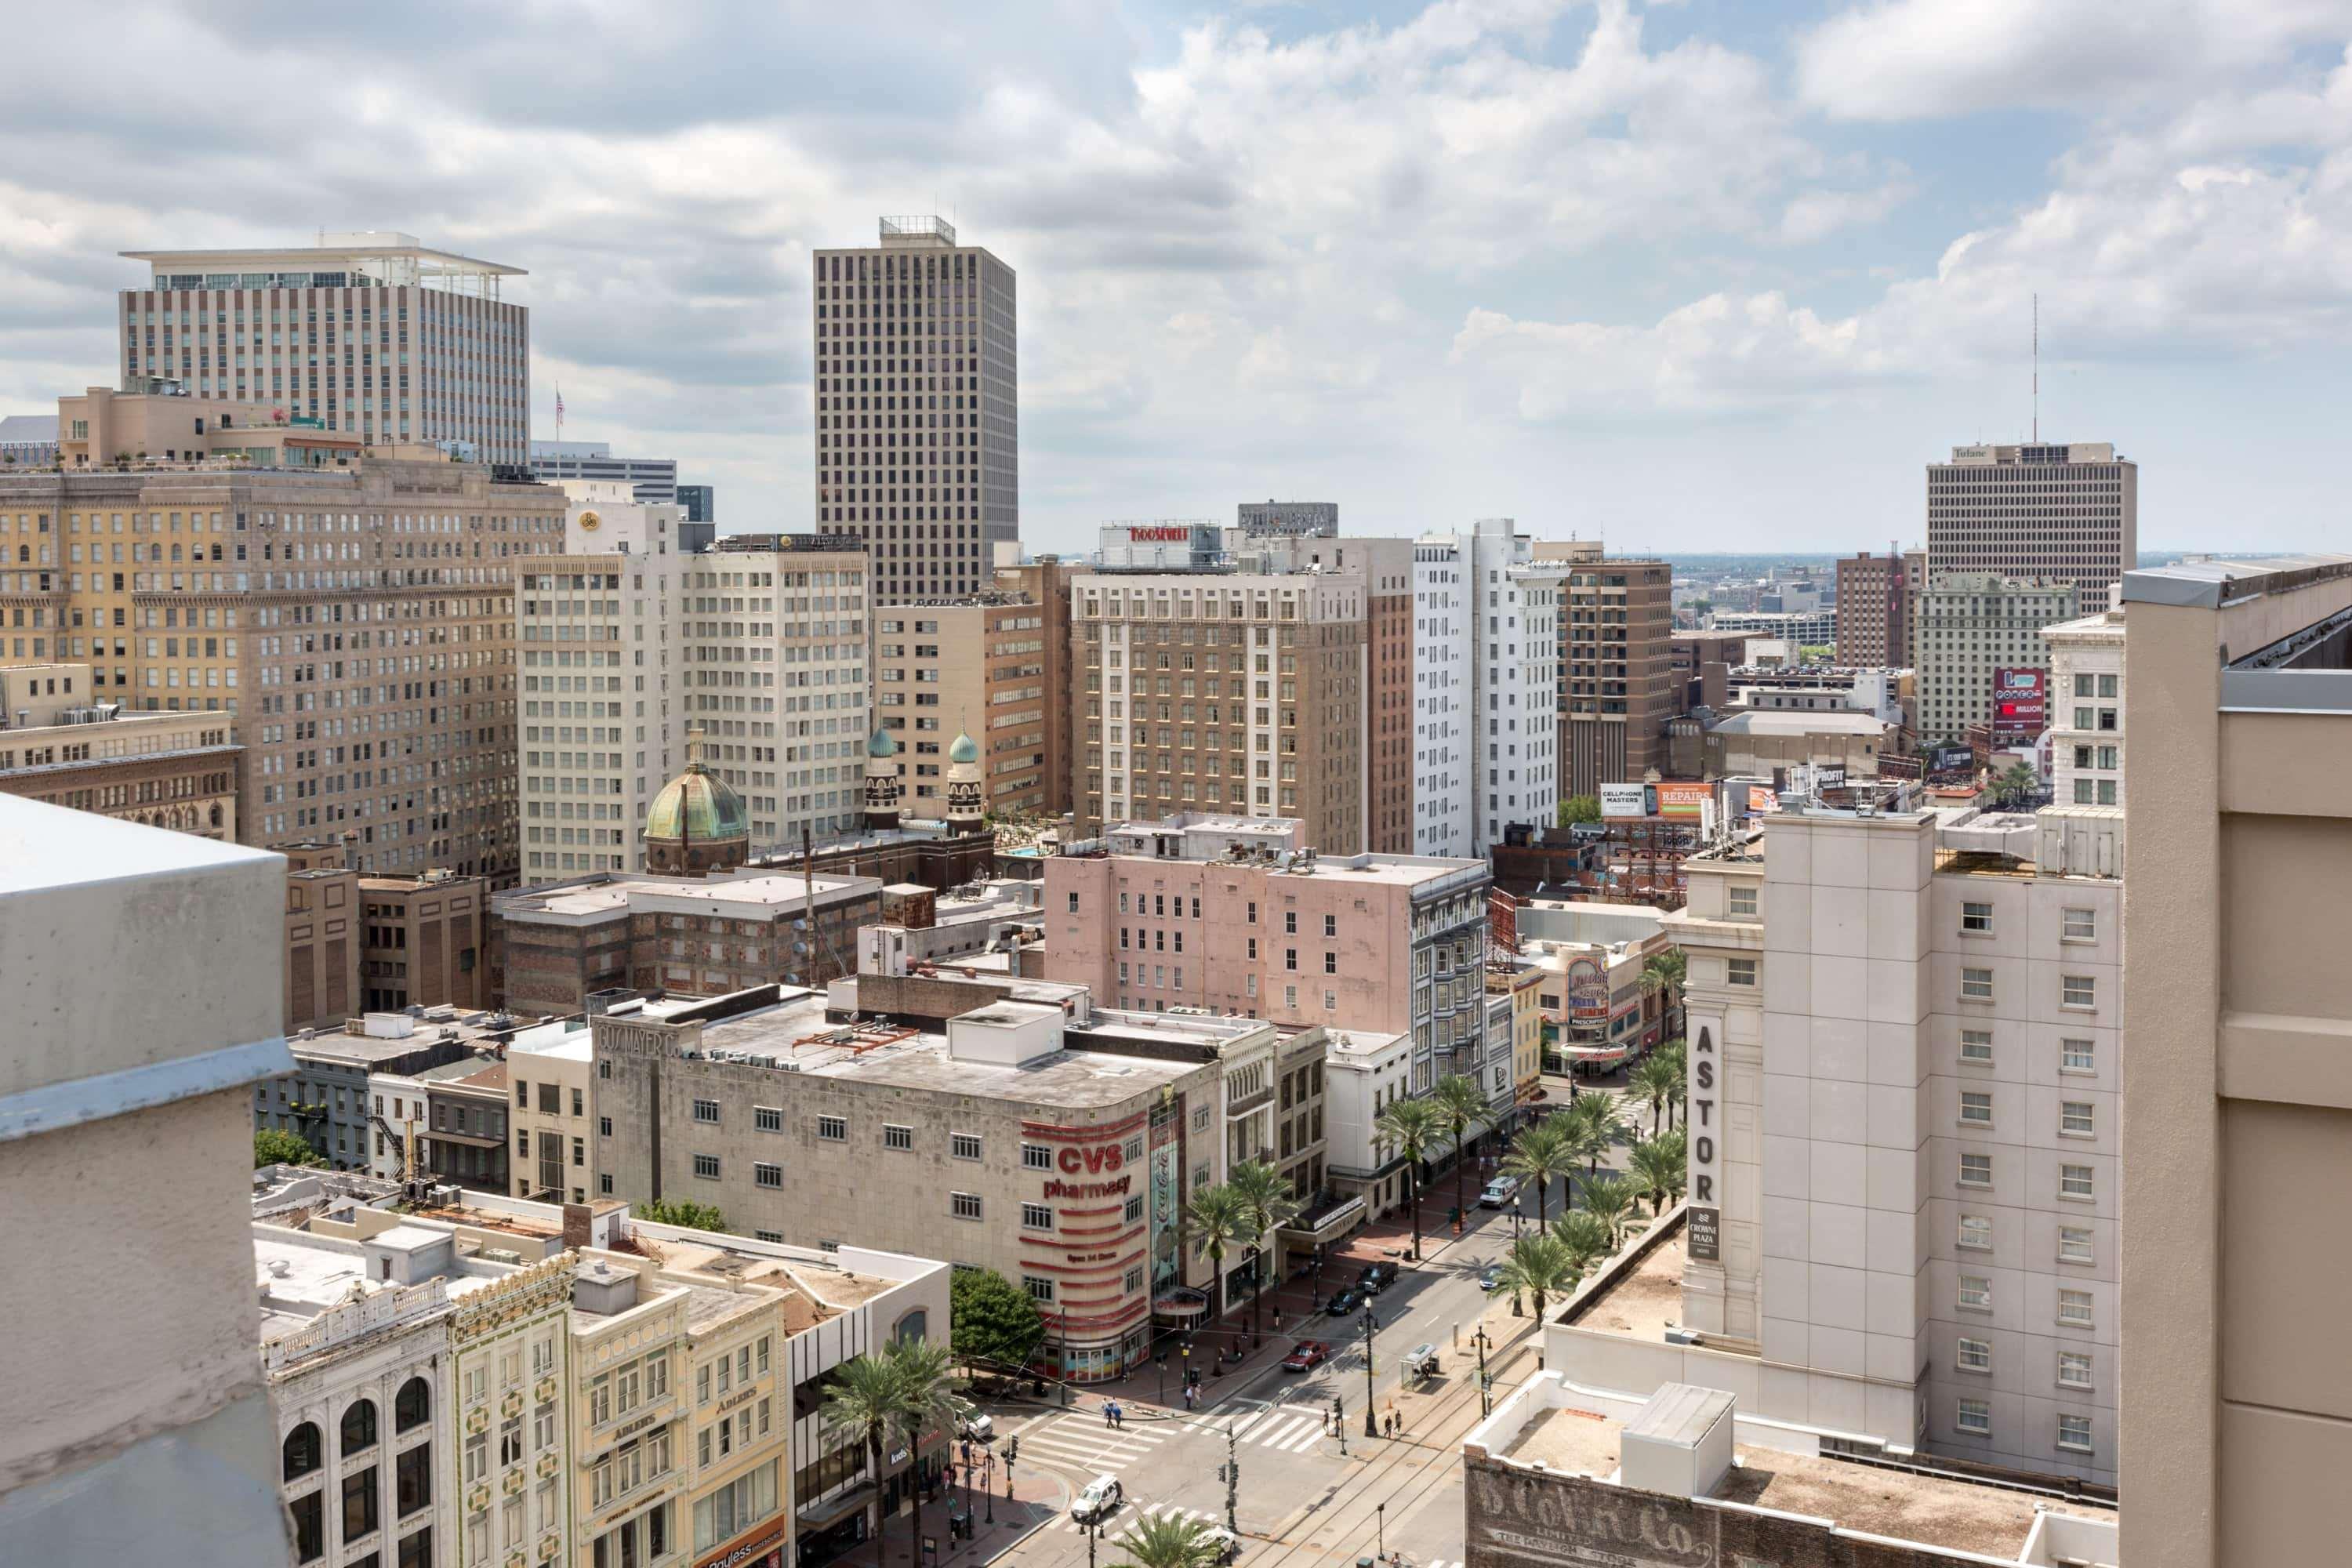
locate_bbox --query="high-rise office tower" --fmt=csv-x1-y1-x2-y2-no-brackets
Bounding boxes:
1559,557,1675,797
0,456,564,881
812,216,1016,603
1915,574,2079,744
1834,548,1909,666
1926,442,2137,604
118,232,529,461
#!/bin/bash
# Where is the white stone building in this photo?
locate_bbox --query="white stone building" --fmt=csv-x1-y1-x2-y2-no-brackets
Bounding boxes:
2045,608,2125,815
1662,800,2122,1484
1915,574,2080,743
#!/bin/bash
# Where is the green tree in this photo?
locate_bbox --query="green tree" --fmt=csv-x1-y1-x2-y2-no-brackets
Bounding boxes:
887,1336,971,1568
1562,1092,1624,1192
254,1127,322,1168
819,1353,906,1568
633,1197,728,1232
949,1267,1045,1380
1628,1135,1685,1217
1641,947,1687,1040
1558,793,1602,828
1630,1053,1682,1137
1994,761,2042,808
1501,1119,1577,1227
1550,1209,1613,1283
1114,1512,1227,1568
1580,1174,1639,1250
1181,1183,1252,1331
1373,1096,1446,1261
1429,1073,1491,1225
1224,1159,1301,1346
1496,1232,1576,1321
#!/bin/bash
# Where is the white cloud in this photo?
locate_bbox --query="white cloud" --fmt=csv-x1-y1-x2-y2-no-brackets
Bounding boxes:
1797,0,2352,122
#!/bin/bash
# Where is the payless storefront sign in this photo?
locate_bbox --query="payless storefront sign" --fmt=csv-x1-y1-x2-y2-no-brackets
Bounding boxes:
695,1518,788,1568
1686,1015,1722,1262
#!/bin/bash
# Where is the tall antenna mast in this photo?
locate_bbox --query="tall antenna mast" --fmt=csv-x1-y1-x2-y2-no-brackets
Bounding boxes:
2032,292,2039,443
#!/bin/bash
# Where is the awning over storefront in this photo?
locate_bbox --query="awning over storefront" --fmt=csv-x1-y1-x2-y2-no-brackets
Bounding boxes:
1152,1287,1210,1320
1276,1194,1365,1243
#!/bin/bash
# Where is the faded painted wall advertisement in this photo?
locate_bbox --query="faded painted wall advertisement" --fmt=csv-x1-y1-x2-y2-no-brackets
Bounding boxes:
1468,1460,1718,1567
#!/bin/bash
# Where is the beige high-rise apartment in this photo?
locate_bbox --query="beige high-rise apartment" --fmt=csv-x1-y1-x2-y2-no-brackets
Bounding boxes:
517,485,687,877
2121,554,2352,1566
1070,546,1368,853
1926,441,2137,604
1562,557,1675,797
118,232,528,461
0,454,565,881
812,217,1016,603
870,566,1069,821
682,535,870,851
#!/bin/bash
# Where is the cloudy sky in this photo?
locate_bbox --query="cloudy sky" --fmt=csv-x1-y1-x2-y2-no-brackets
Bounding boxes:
5,0,2352,555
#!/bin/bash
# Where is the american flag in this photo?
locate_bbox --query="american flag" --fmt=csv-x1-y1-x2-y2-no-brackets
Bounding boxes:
554,384,564,424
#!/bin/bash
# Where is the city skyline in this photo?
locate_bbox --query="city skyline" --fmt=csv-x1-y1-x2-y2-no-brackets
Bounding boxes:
2,2,2349,554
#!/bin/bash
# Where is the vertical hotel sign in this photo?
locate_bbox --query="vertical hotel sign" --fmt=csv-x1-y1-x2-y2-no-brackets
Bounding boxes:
1686,1014,1722,1262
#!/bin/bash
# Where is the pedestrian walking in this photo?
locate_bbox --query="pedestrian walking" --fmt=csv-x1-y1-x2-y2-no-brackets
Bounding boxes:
1273,1308,1283,1332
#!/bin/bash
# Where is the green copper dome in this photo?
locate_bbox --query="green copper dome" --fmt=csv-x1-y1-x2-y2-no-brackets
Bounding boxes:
867,728,898,759
948,731,980,765
643,762,750,846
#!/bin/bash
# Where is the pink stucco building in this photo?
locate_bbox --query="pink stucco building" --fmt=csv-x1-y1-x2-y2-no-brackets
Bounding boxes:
1042,814,1492,1093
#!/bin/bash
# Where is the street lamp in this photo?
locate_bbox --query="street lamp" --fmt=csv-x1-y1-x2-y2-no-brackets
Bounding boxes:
1361,1305,1380,1439
983,1452,995,1525
1377,1501,1386,1561
1472,1325,1494,1417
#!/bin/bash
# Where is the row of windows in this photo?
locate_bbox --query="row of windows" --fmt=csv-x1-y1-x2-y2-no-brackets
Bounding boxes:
1957,1153,2099,1199
1958,1030,2097,1073
1959,902,2098,942
1952,1401,2096,1455
1955,1212,2098,1262
1959,968,2100,1008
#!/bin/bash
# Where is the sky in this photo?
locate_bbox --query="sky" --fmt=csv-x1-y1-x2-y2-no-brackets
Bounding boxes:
5,0,2352,557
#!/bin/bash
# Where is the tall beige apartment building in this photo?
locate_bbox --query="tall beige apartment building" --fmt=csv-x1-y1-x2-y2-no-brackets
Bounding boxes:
811,217,1016,603
683,535,870,851
517,485,686,877
871,561,1069,820
1926,441,2137,604
0,455,565,880
119,232,529,461
2120,554,2352,1566
1915,574,2079,743
1562,557,1675,797
1664,799,2122,1484
1070,563,1369,853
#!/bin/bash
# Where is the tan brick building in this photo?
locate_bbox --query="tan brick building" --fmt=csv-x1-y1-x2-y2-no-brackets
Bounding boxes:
1563,558,1675,797
0,695,238,840
0,453,567,881
1071,567,1367,853
358,868,488,1015
1833,547,1910,666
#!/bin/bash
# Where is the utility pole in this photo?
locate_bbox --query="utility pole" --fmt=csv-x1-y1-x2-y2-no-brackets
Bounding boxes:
1362,1306,1380,1439
1225,1414,1240,1537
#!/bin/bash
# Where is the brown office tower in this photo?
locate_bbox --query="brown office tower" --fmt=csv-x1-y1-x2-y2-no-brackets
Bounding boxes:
1834,548,1909,666
812,216,1017,603
1562,558,1674,797
993,554,1076,817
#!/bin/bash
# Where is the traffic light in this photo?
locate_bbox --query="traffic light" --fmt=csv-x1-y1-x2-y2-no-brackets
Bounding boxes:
1332,1395,1343,1421
1216,1465,1228,1484
1005,1437,1019,1466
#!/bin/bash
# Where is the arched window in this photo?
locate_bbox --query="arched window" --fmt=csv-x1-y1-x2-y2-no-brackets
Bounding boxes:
283,1421,322,1482
893,1309,927,1346
394,1377,430,1433
341,1399,378,1456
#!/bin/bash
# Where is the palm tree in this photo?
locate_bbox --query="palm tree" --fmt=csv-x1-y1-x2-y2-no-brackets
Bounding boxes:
1496,1232,1576,1321
1181,1183,1252,1335
1655,1040,1687,1130
1630,1053,1682,1137
1641,947,1687,1039
1628,1134,1684,1217
1995,761,2041,809
1501,1118,1576,1226
1115,1512,1226,1568
1550,1209,1612,1284
1580,1173,1639,1250
887,1337,971,1568
1429,1073,1491,1225
819,1353,907,1568
1563,1093,1624,1194
1373,1097,1446,1261
1224,1158,1301,1347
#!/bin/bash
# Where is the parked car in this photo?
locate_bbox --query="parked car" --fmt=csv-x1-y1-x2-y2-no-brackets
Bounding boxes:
1326,1285,1367,1316
1073,1475,1123,1523
1479,1176,1521,1208
1359,1260,1399,1293
959,1413,994,1443
1200,1524,1241,1563
1280,1339,1334,1372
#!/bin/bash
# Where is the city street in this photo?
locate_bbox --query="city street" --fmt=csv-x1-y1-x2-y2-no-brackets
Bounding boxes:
924,1071,1649,1568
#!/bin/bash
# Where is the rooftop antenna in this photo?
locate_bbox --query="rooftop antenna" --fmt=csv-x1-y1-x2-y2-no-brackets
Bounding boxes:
2032,292,2039,444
